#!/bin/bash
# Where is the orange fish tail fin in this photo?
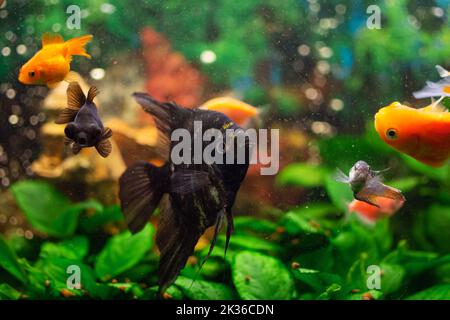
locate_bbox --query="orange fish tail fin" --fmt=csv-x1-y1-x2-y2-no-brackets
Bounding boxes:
66,35,93,59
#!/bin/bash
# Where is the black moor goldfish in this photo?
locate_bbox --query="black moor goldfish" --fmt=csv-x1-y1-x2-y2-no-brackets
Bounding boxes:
119,93,251,296
55,82,112,157
18,33,93,88
336,160,405,207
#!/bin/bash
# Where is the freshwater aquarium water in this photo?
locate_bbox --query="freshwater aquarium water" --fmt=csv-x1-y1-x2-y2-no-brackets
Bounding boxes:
0,0,449,305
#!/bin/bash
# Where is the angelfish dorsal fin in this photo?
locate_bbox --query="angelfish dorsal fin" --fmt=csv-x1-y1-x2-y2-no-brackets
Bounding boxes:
42,33,64,47
86,86,99,103
67,82,86,110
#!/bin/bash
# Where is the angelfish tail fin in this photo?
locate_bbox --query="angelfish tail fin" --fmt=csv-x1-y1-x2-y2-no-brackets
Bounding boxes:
224,210,234,257
156,200,203,297
119,161,169,233
66,34,93,59
198,210,225,271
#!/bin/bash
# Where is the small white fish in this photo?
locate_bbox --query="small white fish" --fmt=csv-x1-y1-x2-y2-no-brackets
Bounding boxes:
413,65,450,99
336,161,405,207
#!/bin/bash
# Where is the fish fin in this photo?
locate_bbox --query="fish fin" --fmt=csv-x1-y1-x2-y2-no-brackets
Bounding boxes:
64,71,78,83
156,199,202,297
42,33,64,47
55,108,78,124
197,210,225,273
356,176,405,207
373,167,390,175
47,81,62,89
132,93,189,160
65,34,93,59
224,209,234,257
430,96,447,112
63,137,73,145
170,169,211,194
86,86,99,103
72,143,82,155
95,139,112,158
119,161,169,233
67,82,86,110
335,168,350,183
436,65,450,78
101,127,113,140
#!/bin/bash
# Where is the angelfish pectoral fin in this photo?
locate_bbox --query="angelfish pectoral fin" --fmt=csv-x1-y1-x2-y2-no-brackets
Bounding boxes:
119,161,169,234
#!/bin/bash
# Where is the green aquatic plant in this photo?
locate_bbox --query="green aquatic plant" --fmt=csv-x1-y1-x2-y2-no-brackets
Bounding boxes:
0,148,449,300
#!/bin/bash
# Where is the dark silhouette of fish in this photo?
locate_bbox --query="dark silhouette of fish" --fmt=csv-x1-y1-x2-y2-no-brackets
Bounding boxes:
119,93,251,296
336,160,405,207
55,82,112,157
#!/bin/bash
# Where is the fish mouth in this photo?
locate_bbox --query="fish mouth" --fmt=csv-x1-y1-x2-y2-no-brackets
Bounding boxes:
18,72,28,84
76,133,89,146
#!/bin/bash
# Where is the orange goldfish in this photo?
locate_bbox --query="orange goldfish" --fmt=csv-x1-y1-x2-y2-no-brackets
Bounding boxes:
18,33,93,88
348,197,404,224
200,97,259,127
374,101,450,167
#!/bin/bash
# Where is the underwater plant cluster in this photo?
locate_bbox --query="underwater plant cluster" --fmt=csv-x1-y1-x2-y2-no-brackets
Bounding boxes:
0,0,450,301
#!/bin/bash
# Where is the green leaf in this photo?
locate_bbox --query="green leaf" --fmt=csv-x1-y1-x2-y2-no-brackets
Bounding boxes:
0,284,22,300
0,235,27,283
30,256,110,299
426,205,450,252
281,211,323,235
331,222,379,274
280,211,329,250
232,251,295,300
10,181,102,238
386,176,420,193
276,163,329,187
400,155,449,182
40,236,89,261
95,223,154,280
406,284,450,300
325,175,353,212
292,268,342,292
80,204,124,233
379,263,405,295
219,234,281,254
175,276,235,300
233,216,278,234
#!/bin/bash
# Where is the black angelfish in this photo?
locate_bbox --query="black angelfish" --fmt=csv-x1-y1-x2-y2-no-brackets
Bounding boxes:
119,93,251,296
55,82,112,157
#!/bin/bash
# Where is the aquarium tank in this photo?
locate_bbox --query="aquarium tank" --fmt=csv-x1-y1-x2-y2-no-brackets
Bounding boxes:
0,0,449,305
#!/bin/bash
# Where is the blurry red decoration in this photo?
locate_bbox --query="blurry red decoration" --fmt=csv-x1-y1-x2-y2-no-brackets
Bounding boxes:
140,27,205,109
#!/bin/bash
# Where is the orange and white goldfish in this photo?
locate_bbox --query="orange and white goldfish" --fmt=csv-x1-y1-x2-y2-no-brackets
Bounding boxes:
200,97,259,127
18,33,93,88
348,197,404,224
374,101,450,167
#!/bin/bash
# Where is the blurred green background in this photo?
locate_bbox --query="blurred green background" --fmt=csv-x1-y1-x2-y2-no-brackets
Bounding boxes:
0,0,450,300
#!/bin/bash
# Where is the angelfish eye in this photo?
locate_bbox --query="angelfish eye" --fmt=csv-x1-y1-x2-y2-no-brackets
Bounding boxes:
28,71,35,77
386,128,398,140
